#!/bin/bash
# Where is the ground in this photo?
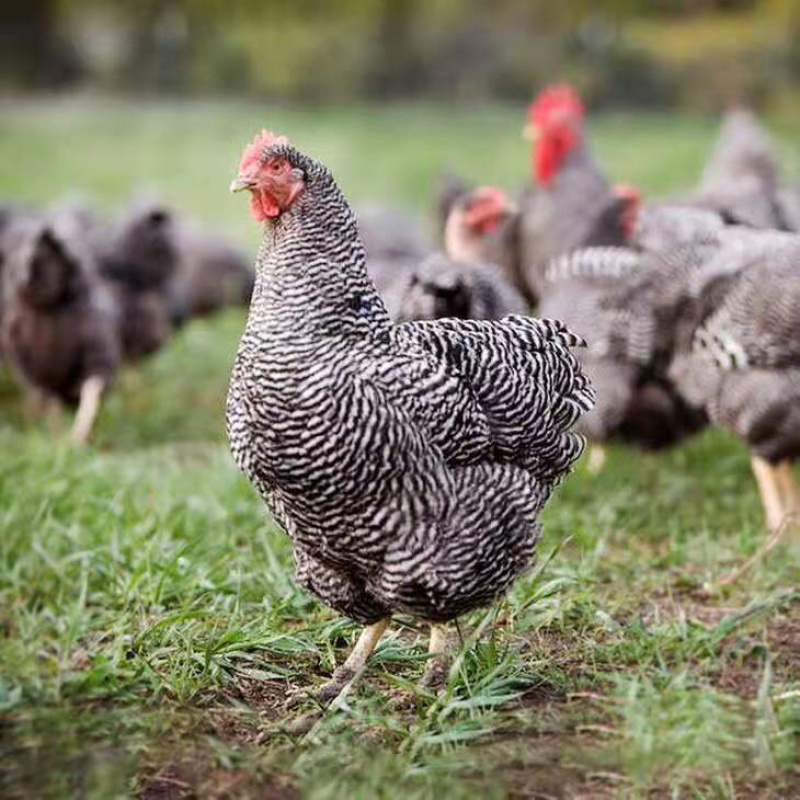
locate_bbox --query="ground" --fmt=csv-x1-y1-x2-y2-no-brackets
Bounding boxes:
0,97,798,799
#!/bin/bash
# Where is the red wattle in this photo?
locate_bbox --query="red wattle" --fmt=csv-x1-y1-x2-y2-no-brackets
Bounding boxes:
534,127,577,186
250,189,281,222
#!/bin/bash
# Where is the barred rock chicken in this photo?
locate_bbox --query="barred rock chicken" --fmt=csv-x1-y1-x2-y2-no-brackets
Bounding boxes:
537,247,706,452
227,130,593,707
98,199,179,360
384,253,527,323
695,106,799,232
663,233,800,531
0,214,120,443
566,225,800,530
518,84,638,303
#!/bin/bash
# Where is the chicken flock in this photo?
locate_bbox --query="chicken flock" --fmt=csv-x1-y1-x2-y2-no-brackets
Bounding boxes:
0,194,254,442
4,85,800,718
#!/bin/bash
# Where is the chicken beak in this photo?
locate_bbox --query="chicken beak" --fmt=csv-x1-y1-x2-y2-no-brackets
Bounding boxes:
523,124,539,142
503,197,520,215
230,175,255,193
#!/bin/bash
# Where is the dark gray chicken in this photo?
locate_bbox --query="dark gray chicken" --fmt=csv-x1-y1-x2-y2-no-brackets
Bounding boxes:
433,170,472,244
226,130,593,706
170,221,254,321
0,213,120,443
97,199,179,360
384,253,527,323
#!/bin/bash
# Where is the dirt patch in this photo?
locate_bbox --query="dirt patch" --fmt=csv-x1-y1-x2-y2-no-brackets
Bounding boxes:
140,762,297,800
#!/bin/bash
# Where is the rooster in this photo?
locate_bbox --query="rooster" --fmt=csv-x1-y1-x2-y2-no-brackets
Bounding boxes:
227,130,594,709
518,84,638,303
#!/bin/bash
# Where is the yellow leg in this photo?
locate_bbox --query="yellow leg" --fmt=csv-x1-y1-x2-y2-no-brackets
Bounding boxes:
420,623,449,688
751,456,786,532
587,445,607,475
70,376,105,446
774,460,799,535
315,619,390,704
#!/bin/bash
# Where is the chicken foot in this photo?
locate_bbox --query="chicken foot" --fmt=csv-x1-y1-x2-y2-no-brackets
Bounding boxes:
284,618,389,726
774,460,800,535
70,376,106,446
314,618,390,704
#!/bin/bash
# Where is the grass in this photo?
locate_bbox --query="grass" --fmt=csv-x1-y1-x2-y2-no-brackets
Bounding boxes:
1,95,799,798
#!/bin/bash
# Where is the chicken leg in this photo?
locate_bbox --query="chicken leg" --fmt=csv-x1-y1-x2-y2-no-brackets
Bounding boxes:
314,618,390,704
774,460,799,534
420,623,450,689
70,376,106,446
284,619,390,735
751,456,791,532
587,445,607,475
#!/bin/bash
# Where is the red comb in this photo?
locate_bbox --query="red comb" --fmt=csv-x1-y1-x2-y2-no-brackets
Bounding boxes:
238,129,289,173
527,83,584,126
462,186,509,233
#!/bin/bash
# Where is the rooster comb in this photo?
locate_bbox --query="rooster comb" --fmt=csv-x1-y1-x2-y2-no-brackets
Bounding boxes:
528,84,584,126
238,129,289,172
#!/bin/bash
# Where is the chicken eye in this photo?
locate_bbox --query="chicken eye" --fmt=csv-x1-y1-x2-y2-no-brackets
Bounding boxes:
270,160,285,173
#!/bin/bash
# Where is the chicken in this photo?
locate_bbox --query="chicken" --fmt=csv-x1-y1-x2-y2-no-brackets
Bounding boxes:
384,253,527,323
97,199,178,360
444,186,523,294
518,84,638,302
356,203,431,297
663,233,800,531
695,106,798,231
0,213,120,444
170,221,254,322
432,170,471,244
537,247,706,453
226,130,593,709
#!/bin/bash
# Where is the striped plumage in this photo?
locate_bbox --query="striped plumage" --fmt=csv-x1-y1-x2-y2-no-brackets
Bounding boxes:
666,235,800,454
226,138,593,638
384,253,527,323
537,246,705,448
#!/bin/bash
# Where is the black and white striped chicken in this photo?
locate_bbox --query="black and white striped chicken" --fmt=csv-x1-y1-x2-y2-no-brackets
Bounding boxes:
226,131,593,704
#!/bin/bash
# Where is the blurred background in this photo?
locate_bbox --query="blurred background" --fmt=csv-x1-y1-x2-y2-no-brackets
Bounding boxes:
2,0,800,446
3,0,800,110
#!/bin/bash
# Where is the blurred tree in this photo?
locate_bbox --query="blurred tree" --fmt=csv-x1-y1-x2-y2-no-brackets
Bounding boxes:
0,0,82,88
5,0,799,110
